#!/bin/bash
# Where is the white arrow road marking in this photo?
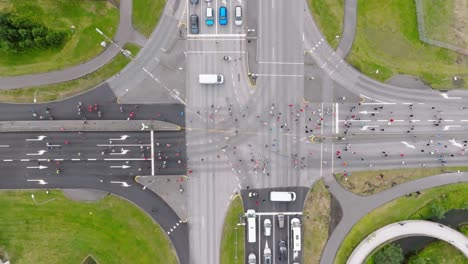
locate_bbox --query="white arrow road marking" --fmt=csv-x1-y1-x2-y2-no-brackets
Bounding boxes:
443,125,460,131
110,181,131,187
26,135,47,141
358,111,379,114
110,165,131,169
27,179,48,185
27,165,48,170
110,135,130,141
360,125,379,131
141,123,149,130
401,141,416,149
26,150,47,156
441,93,462,99
110,149,130,155
449,139,464,148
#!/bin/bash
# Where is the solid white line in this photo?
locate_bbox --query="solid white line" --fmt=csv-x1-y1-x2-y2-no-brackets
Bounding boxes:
461,120,468,122
186,51,246,54
3,159,12,162
188,34,246,38
255,74,304,78
445,120,454,122
97,144,151,147
0,145,10,147
38,159,47,161
394,120,405,122
256,212,303,216
402,103,413,105
339,119,371,122
151,130,155,176
20,159,30,162
287,214,290,262
335,103,339,134
411,120,421,122
71,159,80,161
257,214,261,261
104,158,146,161
258,61,303,65
360,102,397,105
320,143,323,177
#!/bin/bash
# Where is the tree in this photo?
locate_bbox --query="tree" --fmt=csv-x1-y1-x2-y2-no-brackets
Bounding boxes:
373,243,404,264
429,202,446,219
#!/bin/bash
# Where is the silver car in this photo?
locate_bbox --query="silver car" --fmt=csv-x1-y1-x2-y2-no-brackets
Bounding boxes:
248,253,256,264
264,241,272,264
264,218,272,236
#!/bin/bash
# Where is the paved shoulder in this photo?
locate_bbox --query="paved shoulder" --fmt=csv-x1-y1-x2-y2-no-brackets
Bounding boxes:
336,0,357,58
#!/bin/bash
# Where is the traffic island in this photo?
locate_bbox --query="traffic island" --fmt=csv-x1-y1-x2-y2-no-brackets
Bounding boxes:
135,175,188,221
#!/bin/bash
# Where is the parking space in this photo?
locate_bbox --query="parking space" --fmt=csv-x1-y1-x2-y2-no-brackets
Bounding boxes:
187,0,245,36
245,211,303,264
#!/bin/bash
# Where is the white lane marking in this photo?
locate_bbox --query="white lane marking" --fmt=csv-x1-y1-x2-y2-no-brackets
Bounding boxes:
255,74,304,78
335,103,339,134
402,103,413,105
26,150,47,156
339,120,371,122
443,125,461,131
359,94,396,104
445,120,454,122
0,145,9,147
188,33,246,38
428,120,437,122
360,125,379,131
71,159,80,161
25,135,47,141
441,93,462,99
410,120,421,122
258,61,303,65
55,159,64,161
110,165,131,169
110,149,130,155
151,130,155,176
27,165,48,170
154,57,160,62
20,159,30,162
104,158,146,161
110,181,131,187
3,159,12,162
88,159,97,161
358,111,379,114
255,212,303,216
377,120,387,122
401,141,416,149
461,120,468,122
110,135,130,141
97,144,151,147
393,120,404,122
27,179,47,185
449,139,464,148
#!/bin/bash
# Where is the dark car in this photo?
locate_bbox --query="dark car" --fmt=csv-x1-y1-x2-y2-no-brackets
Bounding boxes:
191,0,199,5
278,240,287,263
190,14,199,34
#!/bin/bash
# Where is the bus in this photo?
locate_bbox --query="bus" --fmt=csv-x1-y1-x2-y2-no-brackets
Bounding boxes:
246,209,256,243
291,218,301,252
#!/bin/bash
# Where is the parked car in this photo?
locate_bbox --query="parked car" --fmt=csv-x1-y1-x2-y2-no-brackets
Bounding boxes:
278,240,287,263
219,6,227,25
248,253,256,264
206,7,214,26
190,14,199,34
277,214,284,228
235,6,242,26
264,218,272,236
264,241,272,264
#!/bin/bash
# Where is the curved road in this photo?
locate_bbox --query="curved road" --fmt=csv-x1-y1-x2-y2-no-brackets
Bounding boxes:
347,220,468,263
0,0,147,90
335,0,357,58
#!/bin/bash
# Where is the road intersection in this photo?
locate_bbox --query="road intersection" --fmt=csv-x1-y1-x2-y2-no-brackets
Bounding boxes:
0,0,467,263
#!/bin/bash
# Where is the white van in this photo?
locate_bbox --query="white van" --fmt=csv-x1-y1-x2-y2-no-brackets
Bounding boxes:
199,74,224,84
246,209,256,243
235,6,242,26
291,218,301,252
270,191,296,202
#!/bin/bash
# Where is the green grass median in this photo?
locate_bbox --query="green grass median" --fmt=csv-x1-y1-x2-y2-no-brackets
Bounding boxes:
334,183,468,264
220,196,245,264
336,166,468,195
0,0,119,76
308,0,344,49
347,0,468,89
133,0,166,37
0,44,141,103
0,190,177,264
303,179,331,264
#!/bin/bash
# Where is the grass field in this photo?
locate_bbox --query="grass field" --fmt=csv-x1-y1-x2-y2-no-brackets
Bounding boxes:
336,166,468,195
406,225,468,264
347,0,468,89
133,0,166,37
220,196,245,264
422,0,468,49
308,0,344,49
303,179,331,264
333,183,468,264
0,0,119,77
0,190,177,264
0,44,140,103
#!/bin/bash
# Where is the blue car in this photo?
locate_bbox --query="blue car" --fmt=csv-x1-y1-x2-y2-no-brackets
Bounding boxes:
219,6,227,25
206,7,214,26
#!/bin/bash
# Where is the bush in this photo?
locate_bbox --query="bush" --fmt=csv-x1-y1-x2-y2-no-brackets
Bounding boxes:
0,11,69,53
373,243,404,264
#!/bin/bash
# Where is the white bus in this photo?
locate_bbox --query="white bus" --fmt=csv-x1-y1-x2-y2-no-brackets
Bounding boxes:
291,218,301,252
199,74,224,84
246,209,256,243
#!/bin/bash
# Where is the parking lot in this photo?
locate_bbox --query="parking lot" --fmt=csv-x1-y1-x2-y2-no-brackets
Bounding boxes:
187,0,245,36
245,212,303,264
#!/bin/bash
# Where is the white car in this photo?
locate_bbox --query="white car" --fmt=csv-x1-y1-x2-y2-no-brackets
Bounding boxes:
264,218,272,236
248,253,256,264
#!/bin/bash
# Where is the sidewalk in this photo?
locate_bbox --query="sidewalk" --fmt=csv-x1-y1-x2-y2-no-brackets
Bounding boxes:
135,175,188,221
0,120,180,132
